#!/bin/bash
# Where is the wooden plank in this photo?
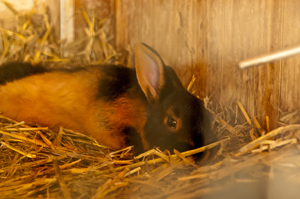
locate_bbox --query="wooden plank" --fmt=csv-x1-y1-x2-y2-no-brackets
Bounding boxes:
114,0,298,130
219,0,283,130
47,0,61,40
116,0,207,87
280,0,300,112
74,0,112,39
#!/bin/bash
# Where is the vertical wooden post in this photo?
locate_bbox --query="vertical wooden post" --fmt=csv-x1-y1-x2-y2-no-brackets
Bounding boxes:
60,0,74,43
47,0,74,43
47,0,61,40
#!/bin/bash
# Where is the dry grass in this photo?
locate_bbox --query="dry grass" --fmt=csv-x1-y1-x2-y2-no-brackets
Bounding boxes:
1,2,300,199
1,101,300,199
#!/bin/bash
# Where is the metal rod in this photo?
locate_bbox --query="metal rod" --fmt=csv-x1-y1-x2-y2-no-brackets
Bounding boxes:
239,44,300,69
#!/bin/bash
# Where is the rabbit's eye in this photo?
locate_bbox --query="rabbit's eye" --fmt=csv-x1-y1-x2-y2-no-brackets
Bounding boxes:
167,117,177,128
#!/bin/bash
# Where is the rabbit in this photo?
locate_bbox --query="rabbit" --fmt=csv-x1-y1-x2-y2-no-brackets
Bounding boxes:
0,43,217,156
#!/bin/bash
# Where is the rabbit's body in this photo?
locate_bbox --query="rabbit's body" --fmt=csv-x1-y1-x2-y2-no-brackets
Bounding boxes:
0,64,147,151
0,44,216,155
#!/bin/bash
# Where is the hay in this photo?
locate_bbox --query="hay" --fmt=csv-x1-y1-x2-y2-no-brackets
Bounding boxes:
0,113,228,199
0,1,119,67
1,1,300,199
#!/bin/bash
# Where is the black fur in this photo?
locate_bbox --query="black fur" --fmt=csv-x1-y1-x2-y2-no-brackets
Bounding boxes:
124,126,144,155
144,88,206,152
0,62,144,102
0,62,47,85
96,65,143,101
55,67,86,73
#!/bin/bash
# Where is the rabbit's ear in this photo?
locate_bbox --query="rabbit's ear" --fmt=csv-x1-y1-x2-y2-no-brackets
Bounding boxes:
135,43,165,103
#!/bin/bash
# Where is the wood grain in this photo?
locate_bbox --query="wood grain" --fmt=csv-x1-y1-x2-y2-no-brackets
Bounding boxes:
115,0,300,130
74,0,112,38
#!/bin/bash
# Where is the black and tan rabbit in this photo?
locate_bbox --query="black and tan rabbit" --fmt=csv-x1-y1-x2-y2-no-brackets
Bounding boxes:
0,44,217,156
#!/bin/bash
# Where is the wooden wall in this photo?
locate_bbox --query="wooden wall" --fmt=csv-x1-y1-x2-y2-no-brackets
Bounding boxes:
74,0,113,39
115,0,300,130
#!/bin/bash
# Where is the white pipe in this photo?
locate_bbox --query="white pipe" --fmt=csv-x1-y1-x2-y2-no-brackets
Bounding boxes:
239,45,300,69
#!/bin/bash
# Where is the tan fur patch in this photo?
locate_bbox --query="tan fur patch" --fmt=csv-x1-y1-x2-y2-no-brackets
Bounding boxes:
0,68,147,150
